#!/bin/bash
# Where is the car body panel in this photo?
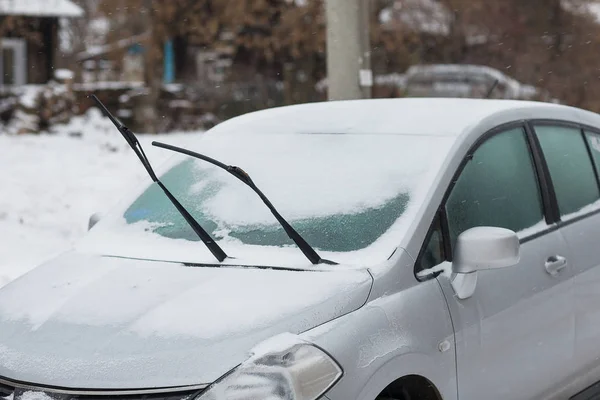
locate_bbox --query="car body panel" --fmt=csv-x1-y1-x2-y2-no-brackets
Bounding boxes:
0,252,372,388
436,230,576,400
304,250,456,400
380,100,600,399
560,204,600,394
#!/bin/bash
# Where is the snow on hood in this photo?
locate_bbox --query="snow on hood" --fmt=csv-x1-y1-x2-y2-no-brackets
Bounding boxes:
0,252,372,388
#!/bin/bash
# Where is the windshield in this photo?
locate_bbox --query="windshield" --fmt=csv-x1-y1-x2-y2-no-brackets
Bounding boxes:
81,132,454,266
124,158,410,252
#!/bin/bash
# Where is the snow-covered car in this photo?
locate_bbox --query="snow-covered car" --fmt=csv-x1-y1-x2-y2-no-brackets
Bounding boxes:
317,64,553,103
2,98,600,400
403,64,545,100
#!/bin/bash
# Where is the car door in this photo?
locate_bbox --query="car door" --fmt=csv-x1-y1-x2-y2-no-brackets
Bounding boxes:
416,124,576,400
532,123,600,395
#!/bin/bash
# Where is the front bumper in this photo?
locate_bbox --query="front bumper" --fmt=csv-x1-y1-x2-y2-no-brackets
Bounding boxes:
0,377,207,400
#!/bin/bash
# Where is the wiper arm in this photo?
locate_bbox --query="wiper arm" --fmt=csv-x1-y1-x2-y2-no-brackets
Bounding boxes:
90,95,228,262
152,141,337,265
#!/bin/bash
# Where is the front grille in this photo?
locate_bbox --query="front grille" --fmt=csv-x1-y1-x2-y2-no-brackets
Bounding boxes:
11,389,198,400
0,378,206,400
0,381,13,398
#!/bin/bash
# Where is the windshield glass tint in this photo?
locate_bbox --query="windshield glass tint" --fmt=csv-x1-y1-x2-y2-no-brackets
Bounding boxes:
92,132,453,262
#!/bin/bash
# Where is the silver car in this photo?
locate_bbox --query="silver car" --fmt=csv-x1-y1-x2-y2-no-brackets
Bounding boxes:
2,98,600,400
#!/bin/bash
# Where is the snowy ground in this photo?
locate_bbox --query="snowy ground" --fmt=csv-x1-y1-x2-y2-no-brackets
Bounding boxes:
0,109,203,287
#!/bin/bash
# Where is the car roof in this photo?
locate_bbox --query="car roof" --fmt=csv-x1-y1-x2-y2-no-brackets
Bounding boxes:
209,98,600,138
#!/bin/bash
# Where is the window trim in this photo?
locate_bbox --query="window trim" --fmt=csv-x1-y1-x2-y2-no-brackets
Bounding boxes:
524,121,560,224
529,119,600,228
414,211,446,281
441,122,555,253
415,117,600,282
414,120,557,281
582,130,600,195
0,37,27,86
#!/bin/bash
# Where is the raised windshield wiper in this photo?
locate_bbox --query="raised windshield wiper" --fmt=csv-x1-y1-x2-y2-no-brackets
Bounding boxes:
152,141,337,266
90,95,228,262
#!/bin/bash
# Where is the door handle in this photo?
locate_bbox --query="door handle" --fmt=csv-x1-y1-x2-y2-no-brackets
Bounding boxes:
545,255,567,276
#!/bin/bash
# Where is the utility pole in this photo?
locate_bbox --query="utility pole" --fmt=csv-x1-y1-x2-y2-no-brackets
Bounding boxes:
326,0,372,100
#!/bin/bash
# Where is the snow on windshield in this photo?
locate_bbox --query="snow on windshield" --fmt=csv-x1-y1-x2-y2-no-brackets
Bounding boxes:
79,131,455,267
184,133,429,222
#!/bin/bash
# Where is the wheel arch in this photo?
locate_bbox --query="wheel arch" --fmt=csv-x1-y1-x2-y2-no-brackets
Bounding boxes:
340,351,455,400
375,374,444,400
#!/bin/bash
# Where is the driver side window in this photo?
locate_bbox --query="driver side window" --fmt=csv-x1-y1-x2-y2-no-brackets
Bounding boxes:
445,127,544,250
416,126,545,274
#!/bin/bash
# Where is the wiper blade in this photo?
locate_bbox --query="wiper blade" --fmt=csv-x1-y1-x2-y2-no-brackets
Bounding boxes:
152,141,337,265
90,95,228,262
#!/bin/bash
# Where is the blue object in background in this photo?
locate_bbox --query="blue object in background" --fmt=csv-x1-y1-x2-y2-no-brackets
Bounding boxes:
163,39,175,84
128,43,145,55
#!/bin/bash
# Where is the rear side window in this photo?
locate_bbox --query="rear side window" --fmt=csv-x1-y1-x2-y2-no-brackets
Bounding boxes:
445,127,544,248
536,125,600,217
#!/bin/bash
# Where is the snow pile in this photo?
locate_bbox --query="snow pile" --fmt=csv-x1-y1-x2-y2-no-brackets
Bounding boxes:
19,392,52,400
15,85,45,109
0,109,202,287
2,84,76,134
54,69,74,81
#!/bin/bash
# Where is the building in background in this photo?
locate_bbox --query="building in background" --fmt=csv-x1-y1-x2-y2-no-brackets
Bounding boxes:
160,31,235,86
75,32,149,86
0,0,83,86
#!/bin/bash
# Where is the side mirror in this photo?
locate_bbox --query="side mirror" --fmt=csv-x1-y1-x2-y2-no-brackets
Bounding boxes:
88,212,103,231
451,227,520,300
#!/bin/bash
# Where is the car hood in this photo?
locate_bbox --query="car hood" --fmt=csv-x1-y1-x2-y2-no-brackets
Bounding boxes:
0,252,372,389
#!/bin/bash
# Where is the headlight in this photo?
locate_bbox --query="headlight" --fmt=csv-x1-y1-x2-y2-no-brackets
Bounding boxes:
197,335,342,400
